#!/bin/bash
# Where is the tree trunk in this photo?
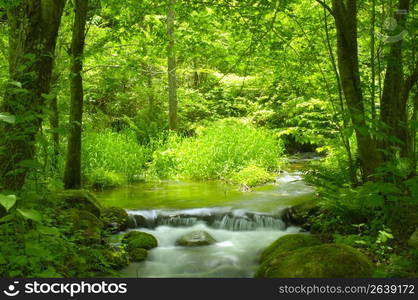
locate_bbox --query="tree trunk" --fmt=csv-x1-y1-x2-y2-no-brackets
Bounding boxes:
380,0,411,169
63,0,88,189
331,0,382,181
167,0,177,131
0,0,66,191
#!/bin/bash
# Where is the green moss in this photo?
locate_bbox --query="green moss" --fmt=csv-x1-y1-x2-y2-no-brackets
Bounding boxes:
129,248,148,262
122,231,158,250
57,189,102,217
101,206,129,233
256,243,374,278
260,234,321,264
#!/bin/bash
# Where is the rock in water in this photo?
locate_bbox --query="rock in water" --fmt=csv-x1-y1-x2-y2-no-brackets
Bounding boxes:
176,230,217,247
101,206,129,233
122,231,158,250
255,243,374,278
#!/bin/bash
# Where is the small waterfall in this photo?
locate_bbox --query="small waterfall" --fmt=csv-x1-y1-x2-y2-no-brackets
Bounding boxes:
127,207,286,231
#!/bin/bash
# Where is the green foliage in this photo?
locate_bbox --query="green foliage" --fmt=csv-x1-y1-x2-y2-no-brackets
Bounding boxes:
82,129,149,186
228,164,276,187
148,119,284,181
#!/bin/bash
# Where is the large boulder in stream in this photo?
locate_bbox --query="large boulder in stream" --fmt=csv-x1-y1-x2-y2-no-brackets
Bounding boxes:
256,235,374,278
176,230,217,247
57,189,102,217
101,206,130,233
259,234,322,264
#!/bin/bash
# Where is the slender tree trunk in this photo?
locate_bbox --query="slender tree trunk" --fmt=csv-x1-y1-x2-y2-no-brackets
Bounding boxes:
63,0,88,189
167,0,177,130
323,5,357,184
380,0,411,169
49,71,61,171
0,0,66,191
370,0,377,121
331,0,382,181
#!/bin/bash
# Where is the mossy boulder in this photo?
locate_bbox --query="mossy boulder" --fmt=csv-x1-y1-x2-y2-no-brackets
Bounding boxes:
256,243,374,278
101,206,130,233
129,248,148,262
260,234,321,264
57,189,102,217
122,231,158,250
64,209,103,245
175,230,217,247
408,230,418,249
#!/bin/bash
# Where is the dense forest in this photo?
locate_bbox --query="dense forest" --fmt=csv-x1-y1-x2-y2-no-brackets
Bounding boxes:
0,0,417,278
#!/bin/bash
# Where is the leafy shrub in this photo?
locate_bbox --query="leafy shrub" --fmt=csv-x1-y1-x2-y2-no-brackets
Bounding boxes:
89,169,126,190
82,129,148,186
149,119,285,181
228,164,276,187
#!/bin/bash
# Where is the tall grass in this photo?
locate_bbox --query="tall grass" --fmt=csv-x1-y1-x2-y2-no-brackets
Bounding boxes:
82,129,148,188
148,119,285,183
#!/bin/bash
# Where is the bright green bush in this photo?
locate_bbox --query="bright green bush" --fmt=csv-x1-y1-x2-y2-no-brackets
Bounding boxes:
228,164,276,187
82,129,148,186
148,119,284,181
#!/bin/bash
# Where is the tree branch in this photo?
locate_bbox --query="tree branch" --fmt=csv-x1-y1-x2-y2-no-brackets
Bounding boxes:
316,0,335,17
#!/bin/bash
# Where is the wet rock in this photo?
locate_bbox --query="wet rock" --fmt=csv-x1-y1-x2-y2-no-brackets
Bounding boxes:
101,206,129,233
122,231,158,250
280,201,318,229
176,230,217,247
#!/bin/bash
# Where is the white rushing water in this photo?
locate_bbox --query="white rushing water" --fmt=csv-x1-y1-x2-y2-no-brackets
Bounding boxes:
121,223,301,278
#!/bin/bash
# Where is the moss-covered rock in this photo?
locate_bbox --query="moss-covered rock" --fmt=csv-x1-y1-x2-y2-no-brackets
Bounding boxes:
101,206,130,233
175,230,217,247
260,234,321,264
256,243,374,278
408,230,418,249
122,231,158,250
57,189,102,217
129,248,148,262
64,209,103,245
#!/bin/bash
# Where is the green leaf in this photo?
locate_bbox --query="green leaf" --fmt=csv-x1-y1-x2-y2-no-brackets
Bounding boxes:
0,113,16,124
0,194,17,212
17,209,42,222
8,80,22,88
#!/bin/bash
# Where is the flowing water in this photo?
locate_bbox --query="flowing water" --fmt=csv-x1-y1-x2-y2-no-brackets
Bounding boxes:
95,154,319,278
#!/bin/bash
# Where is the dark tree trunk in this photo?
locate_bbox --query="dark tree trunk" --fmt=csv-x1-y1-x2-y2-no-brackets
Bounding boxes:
167,0,177,130
0,0,66,191
331,0,382,181
380,0,411,167
63,0,88,189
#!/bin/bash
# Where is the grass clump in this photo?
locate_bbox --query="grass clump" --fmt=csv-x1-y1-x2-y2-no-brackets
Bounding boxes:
228,164,276,187
82,129,148,187
149,119,284,182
